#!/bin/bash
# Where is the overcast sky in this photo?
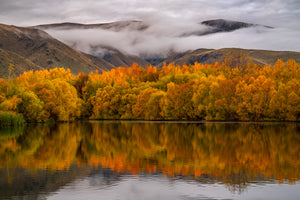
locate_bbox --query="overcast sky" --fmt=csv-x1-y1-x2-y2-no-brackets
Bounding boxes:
1,0,300,53
1,0,299,28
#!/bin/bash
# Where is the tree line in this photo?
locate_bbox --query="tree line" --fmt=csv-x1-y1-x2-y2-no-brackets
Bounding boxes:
0,53,299,124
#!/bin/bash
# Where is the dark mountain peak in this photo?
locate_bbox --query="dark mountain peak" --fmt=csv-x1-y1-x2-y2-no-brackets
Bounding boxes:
201,19,254,31
180,19,273,37
201,19,273,33
32,20,149,31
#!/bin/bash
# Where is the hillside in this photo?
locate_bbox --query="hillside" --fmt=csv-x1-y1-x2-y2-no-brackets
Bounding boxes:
30,19,296,69
81,47,300,69
157,48,300,67
1,22,300,78
0,24,109,77
102,49,150,68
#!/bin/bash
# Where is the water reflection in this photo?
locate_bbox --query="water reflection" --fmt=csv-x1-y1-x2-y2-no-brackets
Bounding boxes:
0,122,300,198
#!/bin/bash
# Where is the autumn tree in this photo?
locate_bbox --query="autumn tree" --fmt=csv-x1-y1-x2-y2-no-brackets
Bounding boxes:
221,51,253,77
17,89,44,122
132,87,159,119
166,81,196,119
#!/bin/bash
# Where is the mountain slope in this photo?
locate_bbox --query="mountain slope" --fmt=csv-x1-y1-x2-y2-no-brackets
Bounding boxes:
0,48,42,77
102,49,150,68
158,48,300,67
81,53,116,71
0,24,109,77
1,21,299,78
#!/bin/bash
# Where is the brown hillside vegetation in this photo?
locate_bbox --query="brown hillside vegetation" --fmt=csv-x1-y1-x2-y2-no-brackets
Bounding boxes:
0,24,109,77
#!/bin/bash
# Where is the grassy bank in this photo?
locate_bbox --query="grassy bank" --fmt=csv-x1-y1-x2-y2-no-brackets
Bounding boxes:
0,111,24,127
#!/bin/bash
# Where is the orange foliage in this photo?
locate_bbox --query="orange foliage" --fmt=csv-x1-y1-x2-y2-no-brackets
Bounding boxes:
1,56,300,122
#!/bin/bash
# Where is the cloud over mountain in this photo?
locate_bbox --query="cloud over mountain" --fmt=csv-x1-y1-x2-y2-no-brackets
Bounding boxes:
0,0,299,55
34,18,298,58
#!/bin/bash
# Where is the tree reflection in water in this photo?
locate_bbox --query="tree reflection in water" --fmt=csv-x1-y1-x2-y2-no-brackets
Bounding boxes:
0,121,299,193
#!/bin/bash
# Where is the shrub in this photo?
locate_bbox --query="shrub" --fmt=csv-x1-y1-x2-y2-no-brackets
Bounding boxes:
0,111,24,127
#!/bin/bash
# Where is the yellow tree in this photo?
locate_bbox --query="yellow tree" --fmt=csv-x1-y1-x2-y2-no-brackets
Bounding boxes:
51,79,82,121
166,81,196,119
91,85,122,119
132,87,159,119
192,76,211,119
17,89,44,122
146,91,166,120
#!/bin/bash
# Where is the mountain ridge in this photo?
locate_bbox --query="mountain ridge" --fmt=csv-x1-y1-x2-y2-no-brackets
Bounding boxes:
31,20,149,31
0,23,111,77
157,48,300,68
1,21,299,78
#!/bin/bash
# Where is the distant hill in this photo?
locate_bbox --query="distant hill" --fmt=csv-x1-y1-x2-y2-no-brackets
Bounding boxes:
101,48,150,68
157,48,300,67
199,19,273,35
32,20,148,31
0,24,110,77
179,19,273,36
79,47,300,69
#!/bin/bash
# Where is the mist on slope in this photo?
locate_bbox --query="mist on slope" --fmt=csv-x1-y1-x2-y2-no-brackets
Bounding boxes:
44,17,300,59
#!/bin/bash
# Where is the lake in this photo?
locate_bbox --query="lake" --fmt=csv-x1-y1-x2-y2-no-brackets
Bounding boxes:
0,121,300,200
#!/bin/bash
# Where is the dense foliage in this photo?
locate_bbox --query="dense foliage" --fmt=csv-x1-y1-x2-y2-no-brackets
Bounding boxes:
0,54,299,123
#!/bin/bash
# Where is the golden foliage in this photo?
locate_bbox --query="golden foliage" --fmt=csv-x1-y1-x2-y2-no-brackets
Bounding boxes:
0,56,299,122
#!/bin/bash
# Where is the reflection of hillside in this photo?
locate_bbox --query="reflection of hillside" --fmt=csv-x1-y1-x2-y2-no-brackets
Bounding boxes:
1,122,300,189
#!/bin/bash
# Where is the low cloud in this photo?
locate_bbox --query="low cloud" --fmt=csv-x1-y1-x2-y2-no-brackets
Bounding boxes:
44,17,300,58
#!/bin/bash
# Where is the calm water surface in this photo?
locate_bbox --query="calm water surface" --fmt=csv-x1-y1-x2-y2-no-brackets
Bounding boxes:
0,121,300,200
